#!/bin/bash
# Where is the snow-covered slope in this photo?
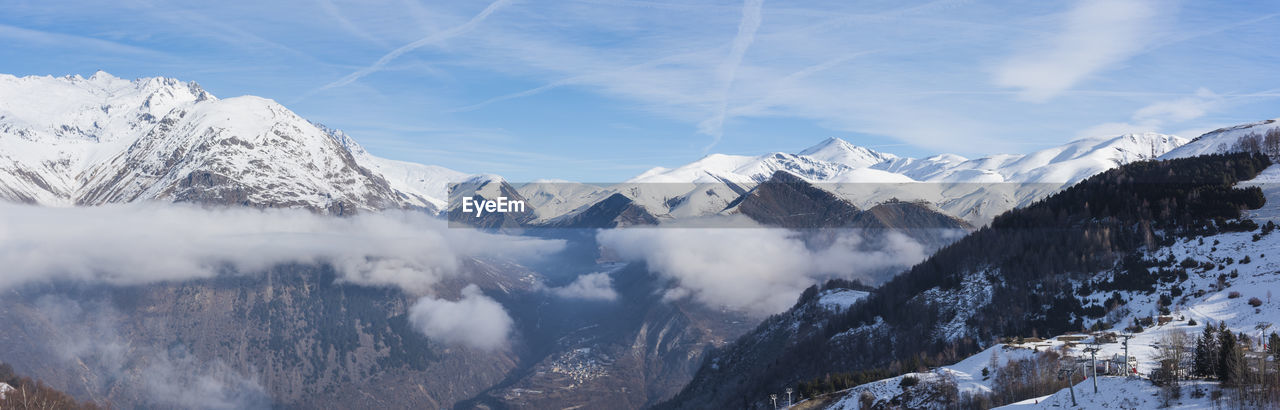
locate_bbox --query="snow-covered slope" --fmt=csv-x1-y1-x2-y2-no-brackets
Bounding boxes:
0,72,472,213
894,133,1187,222
628,152,863,184
822,161,1280,408
900,132,1186,184
0,72,210,205
1162,118,1280,159
818,289,871,311
998,377,1219,409
318,123,469,211
516,180,613,221
630,133,1183,187
799,137,899,168
823,223,1280,408
825,344,1038,409
602,133,1187,225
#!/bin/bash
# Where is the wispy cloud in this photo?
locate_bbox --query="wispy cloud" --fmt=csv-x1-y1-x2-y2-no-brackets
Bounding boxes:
0,23,164,57
993,0,1165,102
316,0,389,47
136,4,317,61
699,0,765,151
305,0,514,98
1077,88,1222,138
448,50,704,113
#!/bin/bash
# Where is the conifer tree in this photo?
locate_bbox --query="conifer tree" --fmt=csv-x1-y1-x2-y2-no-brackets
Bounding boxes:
1218,325,1241,385
1194,322,1219,377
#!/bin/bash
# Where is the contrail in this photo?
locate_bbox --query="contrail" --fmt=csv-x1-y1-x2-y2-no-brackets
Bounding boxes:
701,0,764,153
450,79,574,113
317,0,388,47
304,0,513,98
449,52,696,112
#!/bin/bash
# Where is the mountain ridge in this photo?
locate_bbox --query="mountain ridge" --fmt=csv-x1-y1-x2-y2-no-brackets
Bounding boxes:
0,71,1196,225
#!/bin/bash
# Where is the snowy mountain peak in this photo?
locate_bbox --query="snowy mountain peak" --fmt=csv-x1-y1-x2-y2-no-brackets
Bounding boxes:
798,137,898,168
88,69,112,80
0,72,472,213
1089,132,1188,159
599,131,1195,224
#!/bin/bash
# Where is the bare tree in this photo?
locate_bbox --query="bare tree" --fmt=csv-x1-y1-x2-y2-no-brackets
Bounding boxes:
1154,330,1190,401
1234,132,1264,154
1265,128,1280,158
858,391,875,409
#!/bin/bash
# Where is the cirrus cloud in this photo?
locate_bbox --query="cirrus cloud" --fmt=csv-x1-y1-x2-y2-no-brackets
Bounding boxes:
993,0,1165,102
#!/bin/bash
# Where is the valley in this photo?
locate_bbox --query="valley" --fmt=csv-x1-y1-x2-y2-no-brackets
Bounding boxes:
2,71,1279,409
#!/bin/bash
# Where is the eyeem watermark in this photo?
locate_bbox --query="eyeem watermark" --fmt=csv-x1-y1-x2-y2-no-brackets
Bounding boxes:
461,196,526,217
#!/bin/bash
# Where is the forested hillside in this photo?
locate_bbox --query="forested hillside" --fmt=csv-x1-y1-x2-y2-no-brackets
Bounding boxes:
664,153,1272,408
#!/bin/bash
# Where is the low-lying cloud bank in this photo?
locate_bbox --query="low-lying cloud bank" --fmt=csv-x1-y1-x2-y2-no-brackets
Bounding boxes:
549,272,618,301
597,221,930,316
0,203,565,293
408,284,513,350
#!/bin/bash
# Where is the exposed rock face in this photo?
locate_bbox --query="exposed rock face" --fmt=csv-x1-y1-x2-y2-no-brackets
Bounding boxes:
726,170,862,228
0,261,532,409
478,264,756,409
0,256,754,409
548,193,659,228
728,170,970,231
851,200,972,230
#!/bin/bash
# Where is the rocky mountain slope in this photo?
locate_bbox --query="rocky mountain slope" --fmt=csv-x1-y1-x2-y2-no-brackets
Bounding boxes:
464,263,758,409
662,149,1273,409
0,259,536,409
821,208,1280,409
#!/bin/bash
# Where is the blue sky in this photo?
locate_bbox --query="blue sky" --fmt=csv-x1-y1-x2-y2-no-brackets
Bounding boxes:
2,0,1279,181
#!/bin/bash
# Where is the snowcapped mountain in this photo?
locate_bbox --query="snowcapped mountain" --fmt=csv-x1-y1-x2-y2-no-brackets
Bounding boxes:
628,152,866,184
799,137,899,168
0,72,472,213
874,132,1187,184
629,133,1184,187
1161,118,1280,159
524,132,1188,225
317,123,470,211
517,180,613,221
0,71,1197,223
